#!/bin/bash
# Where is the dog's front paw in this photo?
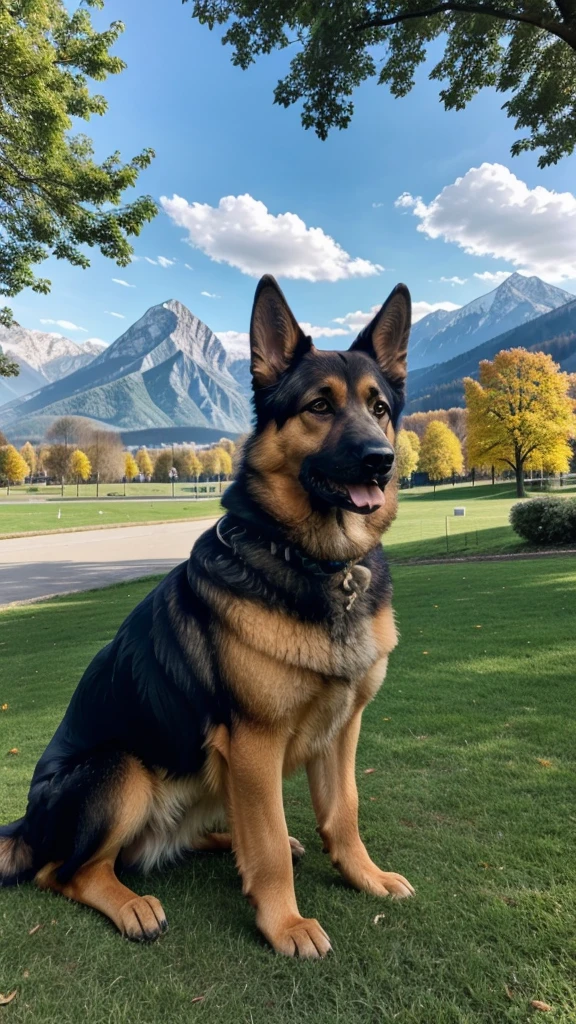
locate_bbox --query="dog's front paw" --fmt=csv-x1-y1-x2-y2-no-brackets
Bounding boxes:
262,914,332,958
350,867,415,899
119,895,168,941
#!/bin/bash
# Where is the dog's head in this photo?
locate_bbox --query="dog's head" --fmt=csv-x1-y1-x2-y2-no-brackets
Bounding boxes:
242,275,411,558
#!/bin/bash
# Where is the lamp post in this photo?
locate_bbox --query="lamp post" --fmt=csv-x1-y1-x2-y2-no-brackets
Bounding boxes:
168,466,178,498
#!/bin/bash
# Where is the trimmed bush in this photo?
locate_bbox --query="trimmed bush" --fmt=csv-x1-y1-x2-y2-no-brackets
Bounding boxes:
510,497,576,545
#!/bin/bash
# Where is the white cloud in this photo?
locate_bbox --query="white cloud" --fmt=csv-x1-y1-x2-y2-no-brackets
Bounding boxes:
157,256,175,268
39,318,87,332
184,263,194,271
395,193,418,209
216,321,349,352
473,270,514,286
201,291,220,298
298,322,349,339
160,192,383,282
334,298,461,330
372,202,384,209
84,337,108,346
412,300,461,323
112,278,135,288
105,311,125,319
397,163,576,282
217,331,250,358
440,276,467,285
144,257,157,265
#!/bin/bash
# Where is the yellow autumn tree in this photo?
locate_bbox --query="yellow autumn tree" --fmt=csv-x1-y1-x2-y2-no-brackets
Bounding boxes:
218,438,236,457
395,430,419,482
70,449,91,496
20,441,37,478
465,349,575,498
214,446,233,479
136,447,153,479
200,448,222,479
182,449,202,483
124,453,138,482
0,445,29,492
419,421,464,492
403,429,420,460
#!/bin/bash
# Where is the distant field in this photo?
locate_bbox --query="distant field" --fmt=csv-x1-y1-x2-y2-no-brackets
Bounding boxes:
0,499,222,535
385,481,576,560
1,481,575,555
0,481,226,500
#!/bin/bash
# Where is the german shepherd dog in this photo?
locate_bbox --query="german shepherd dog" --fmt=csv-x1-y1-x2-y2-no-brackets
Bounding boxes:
0,276,414,958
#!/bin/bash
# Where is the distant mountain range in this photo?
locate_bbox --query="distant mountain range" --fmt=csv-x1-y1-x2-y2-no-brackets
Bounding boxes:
406,296,576,413
409,273,573,371
1,274,575,440
0,328,106,405
0,301,252,440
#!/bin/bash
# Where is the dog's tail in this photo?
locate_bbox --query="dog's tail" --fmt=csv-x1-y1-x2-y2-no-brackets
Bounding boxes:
0,819,34,886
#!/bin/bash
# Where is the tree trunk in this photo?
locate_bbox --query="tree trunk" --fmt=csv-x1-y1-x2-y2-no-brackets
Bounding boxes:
515,452,526,497
491,465,495,486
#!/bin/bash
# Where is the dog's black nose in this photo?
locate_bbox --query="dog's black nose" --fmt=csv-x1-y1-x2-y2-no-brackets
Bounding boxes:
361,445,395,476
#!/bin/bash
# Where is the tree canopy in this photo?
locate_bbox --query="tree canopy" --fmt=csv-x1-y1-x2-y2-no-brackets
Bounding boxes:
0,443,29,488
124,452,138,481
135,447,154,479
465,348,575,497
395,429,419,480
70,447,91,481
0,0,156,335
419,420,464,489
188,0,576,166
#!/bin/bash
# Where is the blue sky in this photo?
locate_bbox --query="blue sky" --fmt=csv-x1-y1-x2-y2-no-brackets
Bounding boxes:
11,0,576,350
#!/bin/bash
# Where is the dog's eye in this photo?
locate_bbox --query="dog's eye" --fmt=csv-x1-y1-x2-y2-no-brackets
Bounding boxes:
373,399,390,418
307,398,332,414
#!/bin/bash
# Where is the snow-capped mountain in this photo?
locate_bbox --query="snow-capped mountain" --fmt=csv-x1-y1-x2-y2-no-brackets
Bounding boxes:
0,327,107,406
0,300,252,437
409,274,574,371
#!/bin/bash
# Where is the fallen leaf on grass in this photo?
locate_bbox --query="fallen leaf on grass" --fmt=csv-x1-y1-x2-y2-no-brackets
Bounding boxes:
364,768,376,775
0,992,17,1006
382,717,391,721
7,749,19,756
22,972,29,980
191,996,205,1004
530,1000,552,1012
537,759,552,768
505,985,515,1000
373,913,386,925
422,651,429,655
1,704,8,712
28,925,41,936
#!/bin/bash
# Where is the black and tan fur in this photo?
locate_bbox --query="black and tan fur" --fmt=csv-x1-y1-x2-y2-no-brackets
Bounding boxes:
0,276,414,958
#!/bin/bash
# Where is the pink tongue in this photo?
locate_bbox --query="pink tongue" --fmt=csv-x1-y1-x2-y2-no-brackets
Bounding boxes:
346,483,386,510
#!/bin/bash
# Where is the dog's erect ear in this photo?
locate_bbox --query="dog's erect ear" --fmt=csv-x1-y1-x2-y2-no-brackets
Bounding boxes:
250,275,311,389
349,284,411,383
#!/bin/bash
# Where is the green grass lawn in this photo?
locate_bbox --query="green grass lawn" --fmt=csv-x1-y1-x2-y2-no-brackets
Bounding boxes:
384,481,576,560
1,558,575,1023
0,499,223,535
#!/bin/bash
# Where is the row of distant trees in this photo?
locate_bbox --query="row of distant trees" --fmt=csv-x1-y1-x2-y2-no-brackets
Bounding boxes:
397,349,576,496
0,417,238,491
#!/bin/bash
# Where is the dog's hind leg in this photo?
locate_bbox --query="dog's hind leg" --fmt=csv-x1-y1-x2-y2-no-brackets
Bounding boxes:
35,754,167,941
193,832,306,859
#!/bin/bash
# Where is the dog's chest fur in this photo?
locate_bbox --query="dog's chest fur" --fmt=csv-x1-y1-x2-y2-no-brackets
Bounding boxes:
214,590,397,768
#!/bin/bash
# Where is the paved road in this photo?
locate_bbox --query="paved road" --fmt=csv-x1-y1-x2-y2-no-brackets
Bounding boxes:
0,518,218,608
